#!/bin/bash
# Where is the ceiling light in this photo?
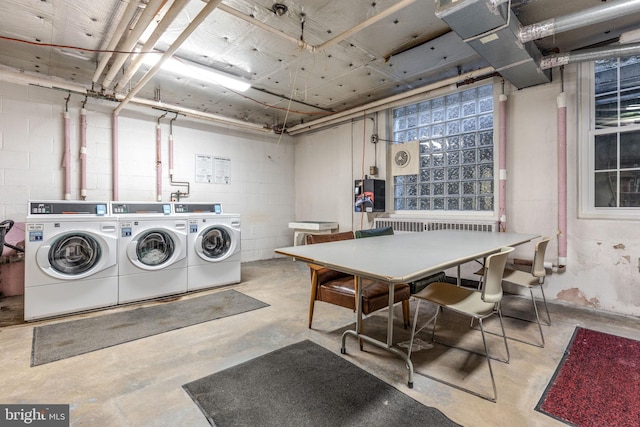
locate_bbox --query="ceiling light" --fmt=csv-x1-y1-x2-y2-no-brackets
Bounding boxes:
272,3,288,16
143,55,251,92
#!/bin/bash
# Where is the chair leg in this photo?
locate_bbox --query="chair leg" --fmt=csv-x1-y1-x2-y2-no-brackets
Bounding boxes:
402,299,411,328
407,299,423,359
478,318,498,402
539,285,551,326
529,288,545,347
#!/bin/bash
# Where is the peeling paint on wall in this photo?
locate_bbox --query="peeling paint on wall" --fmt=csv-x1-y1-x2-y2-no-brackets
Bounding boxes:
557,288,601,309
613,243,626,250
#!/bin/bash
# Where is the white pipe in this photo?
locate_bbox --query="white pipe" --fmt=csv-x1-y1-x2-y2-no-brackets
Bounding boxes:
498,93,507,232
287,66,496,135
115,0,191,92
112,112,119,201
519,0,640,43
63,111,71,200
80,108,87,200
114,0,225,114
102,0,165,89
156,123,163,202
93,0,142,84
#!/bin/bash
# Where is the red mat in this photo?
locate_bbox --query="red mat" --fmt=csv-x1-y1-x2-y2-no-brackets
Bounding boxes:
536,327,640,426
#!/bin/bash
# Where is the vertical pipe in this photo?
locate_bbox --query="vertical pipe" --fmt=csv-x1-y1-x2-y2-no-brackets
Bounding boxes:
63,111,71,200
80,108,87,200
156,123,162,202
498,93,508,232
112,112,119,201
557,91,568,266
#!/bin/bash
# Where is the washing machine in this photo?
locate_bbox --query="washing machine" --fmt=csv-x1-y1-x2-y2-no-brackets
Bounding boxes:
173,203,241,291
112,202,188,303
24,201,118,321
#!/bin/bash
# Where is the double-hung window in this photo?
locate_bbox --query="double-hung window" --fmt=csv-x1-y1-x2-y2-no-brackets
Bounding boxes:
582,56,640,216
391,83,495,212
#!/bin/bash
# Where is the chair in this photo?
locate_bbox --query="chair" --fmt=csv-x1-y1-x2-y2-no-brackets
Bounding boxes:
408,247,514,402
498,236,552,347
305,231,411,332
354,226,394,238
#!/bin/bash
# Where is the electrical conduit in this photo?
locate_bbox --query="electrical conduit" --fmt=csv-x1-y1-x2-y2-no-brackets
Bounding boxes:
63,110,71,200
80,107,87,200
112,112,119,201
156,116,164,202
557,91,567,267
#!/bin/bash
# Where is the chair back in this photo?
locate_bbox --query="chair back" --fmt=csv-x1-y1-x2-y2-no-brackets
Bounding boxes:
354,226,394,239
482,247,514,303
306,231,354,245
532,237,552,278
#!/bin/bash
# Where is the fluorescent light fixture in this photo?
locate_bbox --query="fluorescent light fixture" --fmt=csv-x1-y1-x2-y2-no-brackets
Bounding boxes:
143,55,251,92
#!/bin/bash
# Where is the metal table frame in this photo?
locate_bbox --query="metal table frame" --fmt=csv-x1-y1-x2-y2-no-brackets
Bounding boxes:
276,230,539,387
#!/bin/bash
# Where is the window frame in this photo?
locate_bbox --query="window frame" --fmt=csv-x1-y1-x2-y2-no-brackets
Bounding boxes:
388,80,500,222
579,60,640,219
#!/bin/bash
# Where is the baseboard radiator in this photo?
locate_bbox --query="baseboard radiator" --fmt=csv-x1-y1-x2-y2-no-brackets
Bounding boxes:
373,218,498,233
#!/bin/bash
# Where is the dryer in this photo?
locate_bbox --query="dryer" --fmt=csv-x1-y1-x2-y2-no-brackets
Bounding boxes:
112,202,188,304
24,201,118,321
174,203,241,291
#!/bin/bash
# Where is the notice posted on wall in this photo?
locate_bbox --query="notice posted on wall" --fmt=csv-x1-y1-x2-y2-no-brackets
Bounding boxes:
195,154,231,184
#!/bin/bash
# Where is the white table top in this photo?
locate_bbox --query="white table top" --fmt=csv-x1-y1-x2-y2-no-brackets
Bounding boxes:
276,230,539,283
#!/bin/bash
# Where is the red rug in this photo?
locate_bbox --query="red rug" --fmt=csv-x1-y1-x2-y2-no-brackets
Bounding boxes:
536,327,640,426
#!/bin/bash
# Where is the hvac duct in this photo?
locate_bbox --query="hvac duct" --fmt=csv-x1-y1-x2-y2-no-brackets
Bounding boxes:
435,0,551,89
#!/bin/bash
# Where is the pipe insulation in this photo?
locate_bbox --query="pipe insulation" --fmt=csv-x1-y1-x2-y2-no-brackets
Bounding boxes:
114,0,225,114
557,92,567,267
63,111,71,200
112,112,119,201
519,0,640,43
540,42,640,70
156,123,163,202
498,93,507,232
80,108,87,199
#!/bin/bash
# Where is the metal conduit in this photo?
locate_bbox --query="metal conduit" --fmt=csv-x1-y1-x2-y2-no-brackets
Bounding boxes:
519,0,640,43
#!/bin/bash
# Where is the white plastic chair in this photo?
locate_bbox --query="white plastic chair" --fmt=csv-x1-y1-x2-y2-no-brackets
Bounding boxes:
408,247,514,402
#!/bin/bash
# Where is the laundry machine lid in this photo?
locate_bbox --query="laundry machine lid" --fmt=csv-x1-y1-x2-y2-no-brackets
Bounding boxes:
134,229,175,266
196,225,238,261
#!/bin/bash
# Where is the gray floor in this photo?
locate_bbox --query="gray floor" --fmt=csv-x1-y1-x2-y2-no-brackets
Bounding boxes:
1,258,639,426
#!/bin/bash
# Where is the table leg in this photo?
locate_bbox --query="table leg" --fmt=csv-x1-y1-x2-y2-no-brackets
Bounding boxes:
340,276,415,388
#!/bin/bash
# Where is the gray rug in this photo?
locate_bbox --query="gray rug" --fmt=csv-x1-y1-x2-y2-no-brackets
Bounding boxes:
31,289,268,366
183,340,461,427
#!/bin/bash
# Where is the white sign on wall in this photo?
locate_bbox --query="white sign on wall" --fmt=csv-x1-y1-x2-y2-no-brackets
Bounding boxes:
195,154,231,184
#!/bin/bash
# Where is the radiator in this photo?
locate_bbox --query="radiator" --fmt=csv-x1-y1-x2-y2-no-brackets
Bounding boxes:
373,218,498,233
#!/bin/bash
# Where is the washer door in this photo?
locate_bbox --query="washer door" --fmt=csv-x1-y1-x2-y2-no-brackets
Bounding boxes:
126,228,185,270
195,225,239,262
36,232,116,280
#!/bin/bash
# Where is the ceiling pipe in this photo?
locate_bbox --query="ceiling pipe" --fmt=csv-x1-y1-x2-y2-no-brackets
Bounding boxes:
115,0,191,92
518,0,640,43
93,0,143,85
540,42,640,70
101,0,166,89
114,0,225,114
287,66,496,135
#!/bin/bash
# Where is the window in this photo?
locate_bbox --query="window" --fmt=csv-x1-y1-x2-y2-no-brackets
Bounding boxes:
591,57,640,210
391,83,495,211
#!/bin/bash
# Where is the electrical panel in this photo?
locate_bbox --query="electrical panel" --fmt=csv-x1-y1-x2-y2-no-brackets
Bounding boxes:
354,179,385,212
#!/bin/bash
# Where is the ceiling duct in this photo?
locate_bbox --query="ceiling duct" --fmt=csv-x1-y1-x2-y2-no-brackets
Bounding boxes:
435,0,551,89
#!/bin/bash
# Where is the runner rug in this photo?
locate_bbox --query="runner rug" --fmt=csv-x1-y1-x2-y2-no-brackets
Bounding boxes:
183,339,461,427
536,327,640,426
31,289,268,366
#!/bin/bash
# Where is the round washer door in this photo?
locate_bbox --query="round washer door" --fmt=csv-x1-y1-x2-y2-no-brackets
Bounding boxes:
126,228,184,270
195,225,239,262
36,232,116,280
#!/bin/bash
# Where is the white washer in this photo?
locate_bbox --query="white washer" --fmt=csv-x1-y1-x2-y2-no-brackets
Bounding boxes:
24,201,118,321
112,202,188,304
174,203,241,291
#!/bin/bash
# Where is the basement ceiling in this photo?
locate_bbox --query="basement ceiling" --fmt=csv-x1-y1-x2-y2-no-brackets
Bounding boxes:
0,0,639,133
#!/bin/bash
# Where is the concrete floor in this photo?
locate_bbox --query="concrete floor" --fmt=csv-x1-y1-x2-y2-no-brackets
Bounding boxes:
1,258,639,426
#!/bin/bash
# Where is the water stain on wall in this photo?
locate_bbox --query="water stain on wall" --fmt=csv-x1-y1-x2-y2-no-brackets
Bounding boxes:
556,288,600,309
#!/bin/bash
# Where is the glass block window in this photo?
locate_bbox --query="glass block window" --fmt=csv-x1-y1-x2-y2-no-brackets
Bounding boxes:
593,57,640,208
392,84,495,211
